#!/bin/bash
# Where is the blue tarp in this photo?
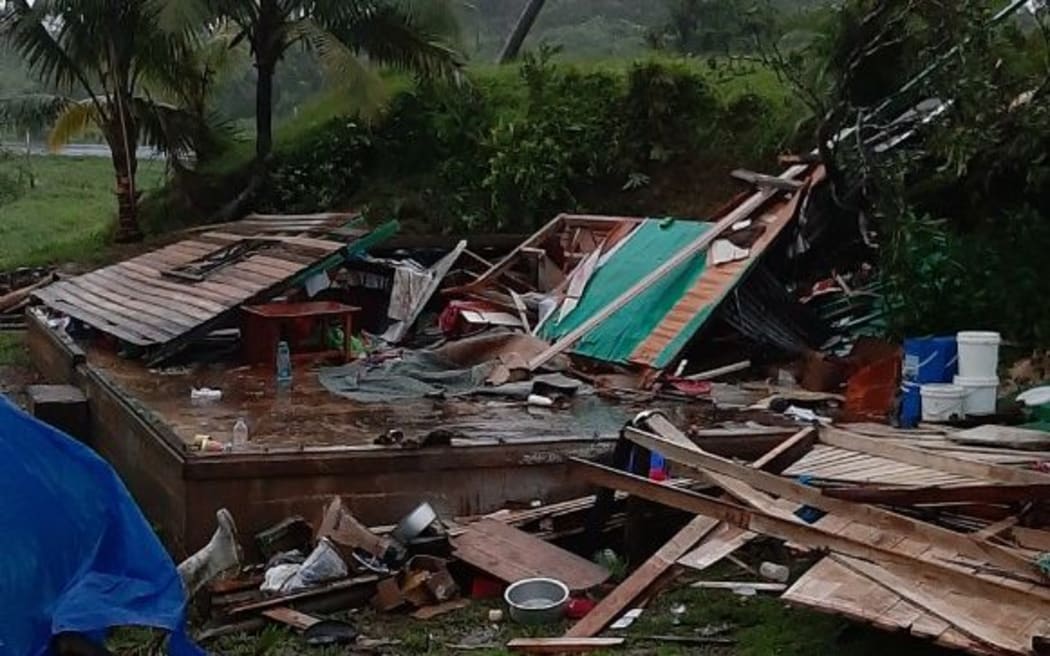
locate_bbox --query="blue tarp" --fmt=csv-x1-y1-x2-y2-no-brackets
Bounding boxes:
0,395,201,656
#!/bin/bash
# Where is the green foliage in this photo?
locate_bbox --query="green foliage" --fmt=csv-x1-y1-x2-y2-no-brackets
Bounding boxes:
885,208,1050,346
247,55,798,232
620,60,717,163
482,47,624,225
256,118,374,213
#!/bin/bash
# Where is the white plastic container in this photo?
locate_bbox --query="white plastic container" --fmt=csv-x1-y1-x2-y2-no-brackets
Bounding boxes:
920,383,966,422
956,331,1001,379
954,375,999,416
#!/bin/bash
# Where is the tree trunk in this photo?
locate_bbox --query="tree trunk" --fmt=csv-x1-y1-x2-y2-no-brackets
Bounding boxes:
108,117,142,243
255,57,276,165
498,0,548,64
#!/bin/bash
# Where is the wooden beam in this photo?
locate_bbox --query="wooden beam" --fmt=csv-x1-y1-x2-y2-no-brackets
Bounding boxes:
639,415,794,519
822,483,1050,506
684,359,751,381
507,637,624,653
821,427,1050,485
691,581,787,592
625,426,1036,578
751,427,817,473
975,515,1022,541
674,424,813,573
731,169,804,191
563,516,719,638
570,458,1050,607
526,165,809,371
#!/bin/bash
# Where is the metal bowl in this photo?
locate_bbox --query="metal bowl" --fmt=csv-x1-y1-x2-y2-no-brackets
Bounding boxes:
504,577,570,625
391,502,438,544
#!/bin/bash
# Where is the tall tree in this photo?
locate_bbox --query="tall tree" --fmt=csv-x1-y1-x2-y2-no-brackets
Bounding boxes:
1,0,199,242
209,0,464,169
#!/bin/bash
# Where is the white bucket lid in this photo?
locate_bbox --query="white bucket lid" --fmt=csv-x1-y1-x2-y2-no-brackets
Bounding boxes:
953,375,1000,387
956,331,1001,344
920,383,965,397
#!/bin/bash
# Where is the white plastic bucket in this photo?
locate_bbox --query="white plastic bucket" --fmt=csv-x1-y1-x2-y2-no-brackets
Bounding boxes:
954,375,999,416
920,384,966,423
956,331,1001,379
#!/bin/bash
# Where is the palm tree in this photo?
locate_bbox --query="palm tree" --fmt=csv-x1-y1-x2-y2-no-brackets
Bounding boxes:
209,0,464,168
1,0,202,242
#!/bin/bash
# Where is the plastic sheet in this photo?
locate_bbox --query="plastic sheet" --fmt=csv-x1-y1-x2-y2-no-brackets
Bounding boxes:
0,396,200,656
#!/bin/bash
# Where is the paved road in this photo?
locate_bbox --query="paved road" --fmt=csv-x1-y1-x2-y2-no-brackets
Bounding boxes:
2,142,164,160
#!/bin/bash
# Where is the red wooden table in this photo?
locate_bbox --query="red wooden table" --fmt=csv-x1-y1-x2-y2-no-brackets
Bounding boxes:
241,301,361,365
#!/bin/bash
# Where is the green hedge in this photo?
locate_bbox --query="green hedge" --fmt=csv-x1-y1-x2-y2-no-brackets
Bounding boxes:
253,55,801,231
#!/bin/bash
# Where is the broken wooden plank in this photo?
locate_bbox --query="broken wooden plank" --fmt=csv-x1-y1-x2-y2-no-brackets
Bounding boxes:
261,607,320,631
731,168,805,191
684,359,751,381
227,575,379,615
452,519,609,592
507,637,624,653
563,516,718,638
625,426,1036,578
832,555,1027,654
821,427,1050,485
751,427,817,474
412,599,471,620
690,581,787,593
570,459,1050,607
822,483,1050,506
677,427,814,572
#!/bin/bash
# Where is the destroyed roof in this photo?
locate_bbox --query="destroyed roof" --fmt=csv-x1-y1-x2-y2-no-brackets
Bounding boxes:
528,166,825,370
33,216,388,361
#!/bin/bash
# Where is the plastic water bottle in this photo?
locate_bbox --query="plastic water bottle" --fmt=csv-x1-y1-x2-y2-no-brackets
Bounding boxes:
232,418,249,449
276,340,292,383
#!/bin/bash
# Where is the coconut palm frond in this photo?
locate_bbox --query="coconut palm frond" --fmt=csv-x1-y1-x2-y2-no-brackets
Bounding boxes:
2,0,96,97
331,2,465,81
0,93,74,132
48,99,100,151
398,0,465,49
292,19,387,116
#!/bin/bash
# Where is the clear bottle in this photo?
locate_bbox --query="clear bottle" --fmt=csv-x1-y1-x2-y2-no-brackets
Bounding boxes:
232,418,249,449
276,340,292,383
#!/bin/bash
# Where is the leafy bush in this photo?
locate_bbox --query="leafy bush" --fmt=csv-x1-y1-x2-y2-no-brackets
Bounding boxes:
243,56,796,232
619,61,718,165
257,118,373,213
884,208,1050,347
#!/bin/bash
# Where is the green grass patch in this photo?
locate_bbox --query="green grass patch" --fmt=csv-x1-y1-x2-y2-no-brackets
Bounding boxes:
0,332,28,367
0,155,167,270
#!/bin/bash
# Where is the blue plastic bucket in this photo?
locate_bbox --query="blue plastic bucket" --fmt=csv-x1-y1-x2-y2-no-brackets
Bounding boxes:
899,381,922,428
903,336,958,384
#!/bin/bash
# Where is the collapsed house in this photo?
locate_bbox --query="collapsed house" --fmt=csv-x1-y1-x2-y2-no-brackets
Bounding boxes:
21,153,1050,653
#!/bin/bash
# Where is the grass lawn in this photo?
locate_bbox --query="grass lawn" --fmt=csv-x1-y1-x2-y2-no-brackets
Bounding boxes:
0,332,27,367
0,155,167,271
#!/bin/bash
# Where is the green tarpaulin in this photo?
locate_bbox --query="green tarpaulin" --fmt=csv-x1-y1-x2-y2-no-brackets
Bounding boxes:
538,219,711,365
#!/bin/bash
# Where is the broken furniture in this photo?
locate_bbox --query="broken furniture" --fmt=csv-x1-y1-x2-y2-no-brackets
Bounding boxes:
452,519,610,593
241,301,361,365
